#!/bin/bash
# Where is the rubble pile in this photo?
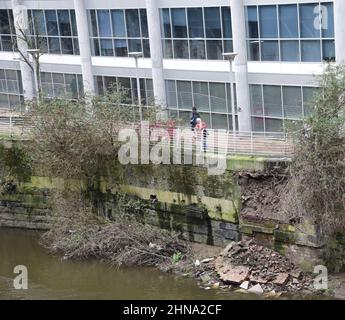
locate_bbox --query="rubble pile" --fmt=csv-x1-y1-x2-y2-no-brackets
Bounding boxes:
213,239,313,293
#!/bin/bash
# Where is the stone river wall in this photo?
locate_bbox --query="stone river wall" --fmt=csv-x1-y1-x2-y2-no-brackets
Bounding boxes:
0,146,327,271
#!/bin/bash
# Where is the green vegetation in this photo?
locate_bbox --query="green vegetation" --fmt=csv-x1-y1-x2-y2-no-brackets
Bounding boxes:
284,64,345,236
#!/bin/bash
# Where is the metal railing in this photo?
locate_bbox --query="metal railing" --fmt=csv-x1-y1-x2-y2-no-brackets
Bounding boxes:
140,125,294,158
0,111,294,158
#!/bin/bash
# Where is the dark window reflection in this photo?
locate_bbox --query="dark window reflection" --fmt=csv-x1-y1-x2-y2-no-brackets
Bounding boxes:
206,40,222,59
204,7,221,38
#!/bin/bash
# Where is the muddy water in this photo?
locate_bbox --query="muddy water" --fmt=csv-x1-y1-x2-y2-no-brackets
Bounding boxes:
0,228,254,300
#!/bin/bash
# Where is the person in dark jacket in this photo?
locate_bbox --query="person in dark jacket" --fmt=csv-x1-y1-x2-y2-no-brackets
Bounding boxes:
190,107,200,130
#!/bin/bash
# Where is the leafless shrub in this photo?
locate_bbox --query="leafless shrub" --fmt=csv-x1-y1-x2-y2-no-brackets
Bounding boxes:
282,65,345,235
41,191,191,269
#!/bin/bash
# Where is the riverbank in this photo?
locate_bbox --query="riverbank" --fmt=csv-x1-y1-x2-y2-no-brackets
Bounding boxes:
0,226,341,299
0,227,255,300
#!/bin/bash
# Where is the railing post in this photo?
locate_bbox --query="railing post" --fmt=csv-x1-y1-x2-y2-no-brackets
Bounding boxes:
251,131,254,155
10,113,13,137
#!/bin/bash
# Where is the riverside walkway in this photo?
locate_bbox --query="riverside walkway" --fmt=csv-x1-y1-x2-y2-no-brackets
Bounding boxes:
0,111,294,158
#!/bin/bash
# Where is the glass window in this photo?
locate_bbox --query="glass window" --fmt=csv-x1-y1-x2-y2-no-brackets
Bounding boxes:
100,39,113,56
204,7,221,38
91,38,100,56
222,7,232,39
281,40,300,61
140,9,149,38
177,81,192,108
171,8,187,38
89,10,98,37
322,3,334,38
145,79,154,102
228,115,238,131
303,87,317,116
97,10,111,38
265,118,283,132
206,40,222,60
209,83,226,112
60,37,73,54
163,39,173,58
199,112,211,127
173,40,189,59
193,82,209,111
33,10,46,35
0,94,8,108
323,40,335,61
45,10,59,36
89,9,149,58
250,85,263,116
223,40,233,54
48,37,61,54
161,9,171,38
187,8,204,38
70,10,78,36
300,3,320,38
77,75,83,96
263,85,282,117
301,40,321,61
0,10,10,34
259,6,278,38
166,80,177,107
246,6,258,38
160,6,232,60
57,10,71,37
128,39,142,53
8,95,20,108
283,86,303,119
126,9,140,38
64,74,78,99
261,41,279,61
96,76,104,95
1,36,13,51
248,41,260,61
279,5,298,38
111,10,126,37
114,39,127,56
143,39,150,57
190,40,205,59
212,114,227,129
73,38,80,55
104,76,116,91
252,117,264,132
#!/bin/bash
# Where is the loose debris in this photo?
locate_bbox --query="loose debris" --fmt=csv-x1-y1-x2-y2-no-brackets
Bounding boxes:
193,239,314,296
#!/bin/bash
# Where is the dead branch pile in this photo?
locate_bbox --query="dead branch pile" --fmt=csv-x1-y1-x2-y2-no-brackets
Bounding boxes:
41,192,191,269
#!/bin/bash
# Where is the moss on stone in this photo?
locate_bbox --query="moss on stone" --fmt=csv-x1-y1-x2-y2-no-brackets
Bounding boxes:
226,155,266,172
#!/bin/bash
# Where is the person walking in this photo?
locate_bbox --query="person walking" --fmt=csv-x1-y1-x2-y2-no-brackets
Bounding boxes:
195,118,208,151
190,107,200,130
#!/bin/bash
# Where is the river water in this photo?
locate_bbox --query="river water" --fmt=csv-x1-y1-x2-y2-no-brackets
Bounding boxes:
0,228,254,300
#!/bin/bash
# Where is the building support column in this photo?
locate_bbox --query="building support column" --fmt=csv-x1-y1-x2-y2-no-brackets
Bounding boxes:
73,0,95,96
230,0,251,132
12,0,35,102
334,0,345,63
145,0,167,113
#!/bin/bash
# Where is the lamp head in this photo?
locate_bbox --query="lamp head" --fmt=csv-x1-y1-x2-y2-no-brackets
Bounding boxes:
222,52,238,61
128,51,143,59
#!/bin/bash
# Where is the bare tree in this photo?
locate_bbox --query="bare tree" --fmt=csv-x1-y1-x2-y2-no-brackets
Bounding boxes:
12,11,46,97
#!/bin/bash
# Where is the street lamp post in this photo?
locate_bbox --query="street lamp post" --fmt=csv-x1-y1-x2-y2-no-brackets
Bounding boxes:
129,51,143,122
26,48,41,99
222,52,238,138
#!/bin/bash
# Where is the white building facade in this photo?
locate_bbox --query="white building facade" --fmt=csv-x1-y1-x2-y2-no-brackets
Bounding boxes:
0,0,343,133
